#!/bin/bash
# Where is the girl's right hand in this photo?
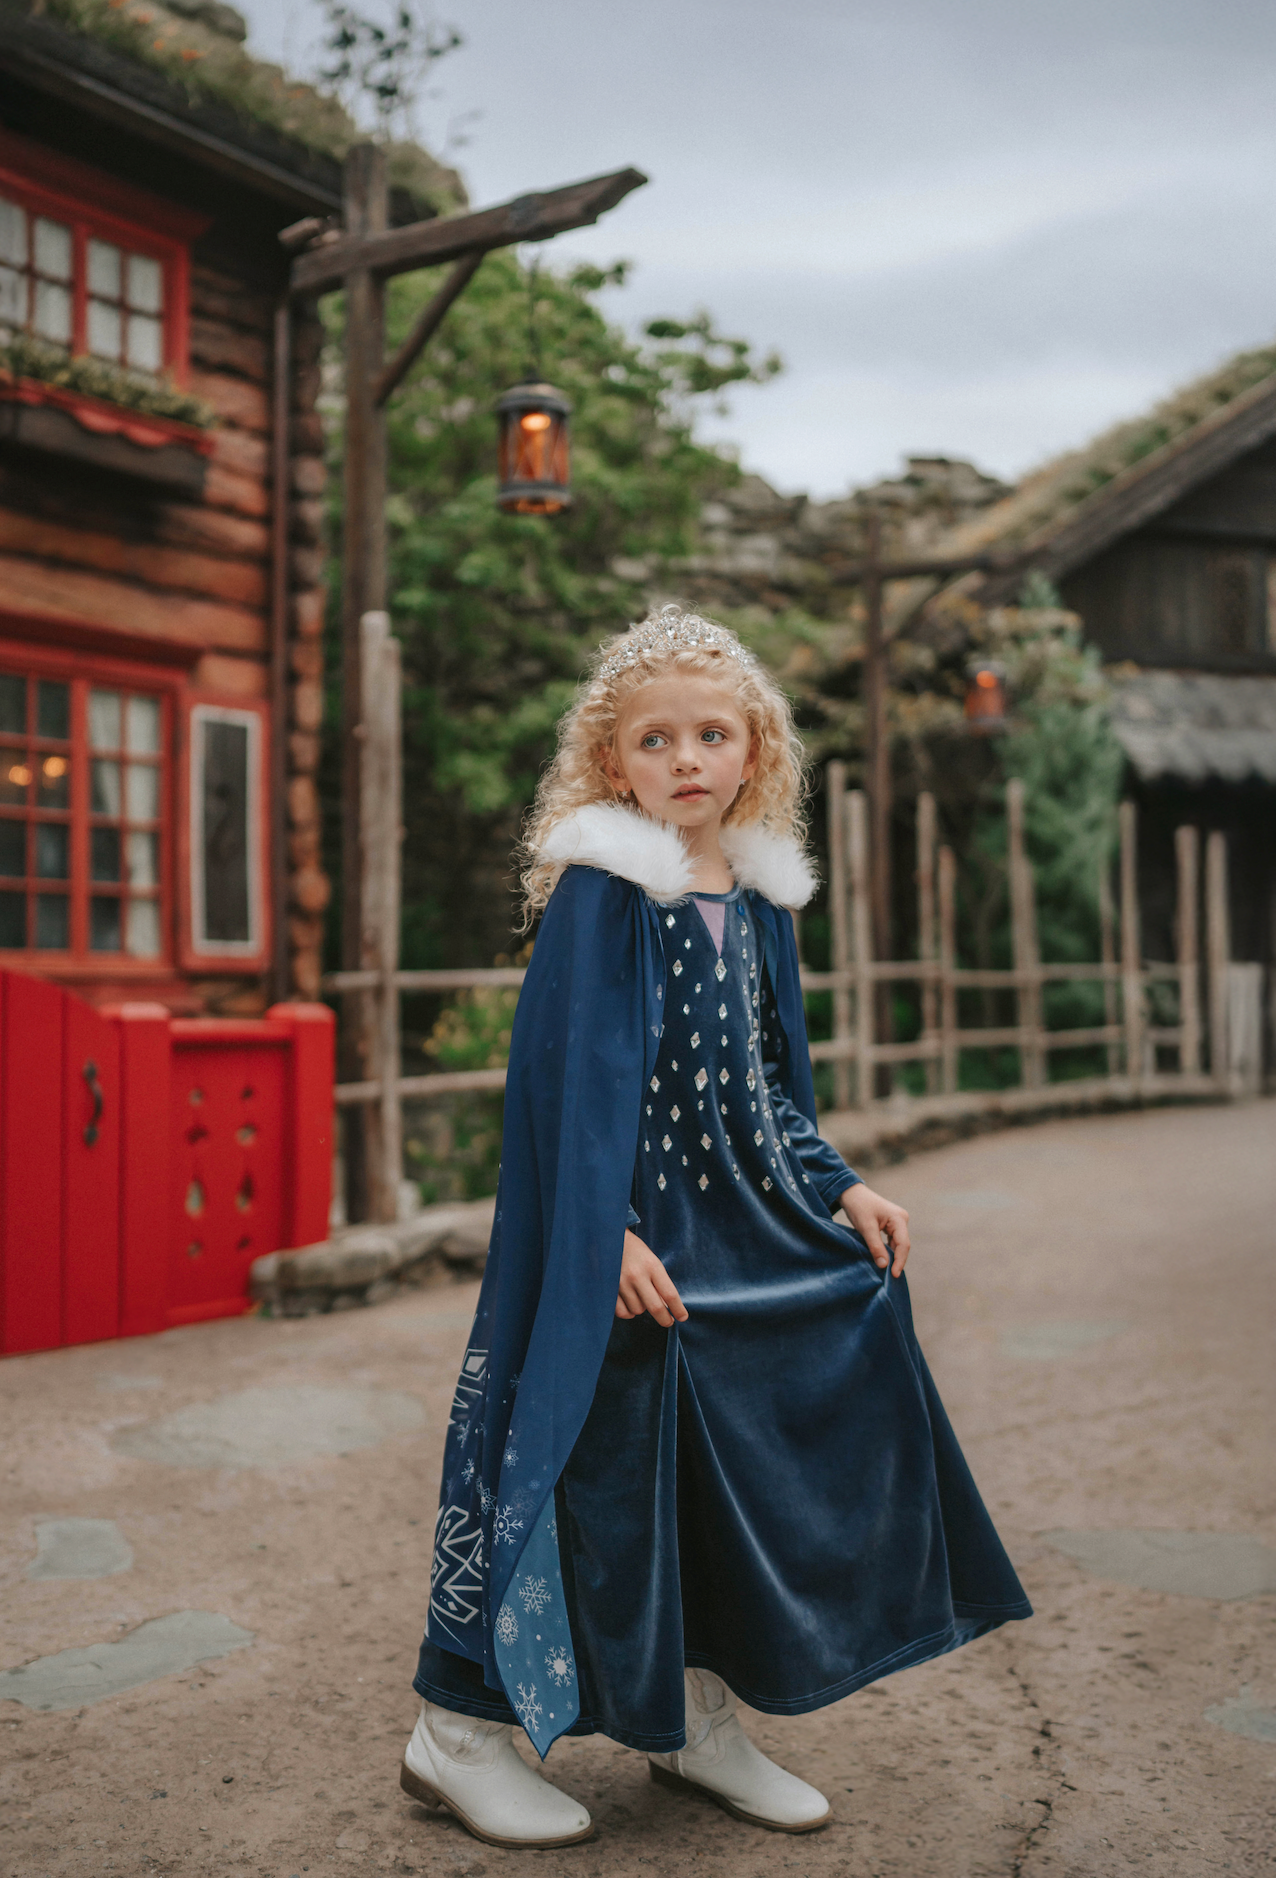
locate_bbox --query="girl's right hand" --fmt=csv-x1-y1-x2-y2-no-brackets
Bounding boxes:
615,1230,688,1326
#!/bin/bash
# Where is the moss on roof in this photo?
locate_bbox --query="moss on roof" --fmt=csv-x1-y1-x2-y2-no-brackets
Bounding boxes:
42,0,465,214
932,341,1276,560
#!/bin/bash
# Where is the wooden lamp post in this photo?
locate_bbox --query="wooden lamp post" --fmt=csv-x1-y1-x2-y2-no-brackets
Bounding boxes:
286,151,645,1221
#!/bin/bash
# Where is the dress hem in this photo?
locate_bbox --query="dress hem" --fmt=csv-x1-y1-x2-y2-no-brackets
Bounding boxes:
413,1599,1032,1748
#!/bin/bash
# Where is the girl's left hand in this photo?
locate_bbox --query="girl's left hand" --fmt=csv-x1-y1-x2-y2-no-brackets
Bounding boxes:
840,1183,911,1277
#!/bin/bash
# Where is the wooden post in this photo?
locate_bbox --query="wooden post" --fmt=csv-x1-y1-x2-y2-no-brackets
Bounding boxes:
268,298,292,1002
1119,800,1143,1082
862,511,890,964
359,611,403,1223
938,844,958,1095
1098,853,1118,1075
340,143,389,1223
848,789,874,1107
1175,824,1201,1076
916,792,938,1093
1007,779,1044,1088
1205,828,1230,1088
826,761,851,1109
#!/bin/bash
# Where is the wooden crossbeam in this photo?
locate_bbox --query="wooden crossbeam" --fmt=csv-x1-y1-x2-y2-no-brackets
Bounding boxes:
292,165,647,296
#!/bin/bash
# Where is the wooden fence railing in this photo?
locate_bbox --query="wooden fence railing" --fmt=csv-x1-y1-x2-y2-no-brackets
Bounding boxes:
324,768,1243,1220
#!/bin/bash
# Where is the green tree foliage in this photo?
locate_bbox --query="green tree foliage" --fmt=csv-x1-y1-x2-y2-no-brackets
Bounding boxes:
324,252,779,970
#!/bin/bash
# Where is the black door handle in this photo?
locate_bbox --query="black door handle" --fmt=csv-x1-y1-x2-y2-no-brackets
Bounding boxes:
82,1059,104,1146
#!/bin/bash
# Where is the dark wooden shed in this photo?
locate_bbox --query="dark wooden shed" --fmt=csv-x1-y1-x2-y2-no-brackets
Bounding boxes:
928,350,1276,1071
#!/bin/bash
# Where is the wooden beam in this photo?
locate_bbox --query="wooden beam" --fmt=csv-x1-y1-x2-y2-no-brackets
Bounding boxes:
824,548,1029,587
373,250,485,407
292,166,648,297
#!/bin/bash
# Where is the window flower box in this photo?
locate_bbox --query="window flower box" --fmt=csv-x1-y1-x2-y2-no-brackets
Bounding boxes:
0,370,215,493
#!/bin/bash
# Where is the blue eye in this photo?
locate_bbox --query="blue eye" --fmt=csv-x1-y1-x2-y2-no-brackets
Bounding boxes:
702,729,726,744
641,733,665,749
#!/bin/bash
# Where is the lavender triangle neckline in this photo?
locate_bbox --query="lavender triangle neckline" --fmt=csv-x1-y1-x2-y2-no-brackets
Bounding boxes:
691,897,726,956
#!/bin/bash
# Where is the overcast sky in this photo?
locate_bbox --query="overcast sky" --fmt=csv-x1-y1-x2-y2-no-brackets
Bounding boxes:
239,0,1276,498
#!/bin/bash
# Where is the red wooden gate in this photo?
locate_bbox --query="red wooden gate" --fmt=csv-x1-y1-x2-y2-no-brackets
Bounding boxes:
0,970,333,1356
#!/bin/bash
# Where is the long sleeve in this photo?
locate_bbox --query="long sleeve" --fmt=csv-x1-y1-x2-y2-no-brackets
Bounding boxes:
760,969,861,1214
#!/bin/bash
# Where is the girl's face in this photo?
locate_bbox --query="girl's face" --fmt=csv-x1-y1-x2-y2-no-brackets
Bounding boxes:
604,674,758,832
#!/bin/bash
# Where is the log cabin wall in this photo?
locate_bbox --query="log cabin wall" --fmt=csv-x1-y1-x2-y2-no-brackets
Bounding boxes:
0,101,333,1011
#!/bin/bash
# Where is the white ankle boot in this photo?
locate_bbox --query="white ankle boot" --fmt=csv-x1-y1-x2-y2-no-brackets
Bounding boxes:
648,1668,830,1833
400,1700,593,1847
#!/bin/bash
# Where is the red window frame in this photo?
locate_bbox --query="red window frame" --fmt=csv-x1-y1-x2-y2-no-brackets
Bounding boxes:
0,126,207,385
0,637,182,976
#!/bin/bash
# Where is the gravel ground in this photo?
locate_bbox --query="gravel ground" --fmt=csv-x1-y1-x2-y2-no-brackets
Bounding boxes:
1,1099,1273,1877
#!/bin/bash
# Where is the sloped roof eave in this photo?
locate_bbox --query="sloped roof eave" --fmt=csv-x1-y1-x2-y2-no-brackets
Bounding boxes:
1111,670,1276,786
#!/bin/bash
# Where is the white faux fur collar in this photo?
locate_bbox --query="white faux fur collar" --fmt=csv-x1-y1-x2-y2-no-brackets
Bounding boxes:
537,802,818,909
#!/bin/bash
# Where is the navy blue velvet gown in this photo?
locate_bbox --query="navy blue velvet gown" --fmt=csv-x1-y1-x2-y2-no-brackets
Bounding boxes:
415,883,1031,1751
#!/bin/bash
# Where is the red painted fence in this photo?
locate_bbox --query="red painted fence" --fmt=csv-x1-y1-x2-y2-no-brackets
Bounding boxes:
0,969,333,1356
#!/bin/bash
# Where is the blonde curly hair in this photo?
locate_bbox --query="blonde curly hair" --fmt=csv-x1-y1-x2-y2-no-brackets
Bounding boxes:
520,605,807,923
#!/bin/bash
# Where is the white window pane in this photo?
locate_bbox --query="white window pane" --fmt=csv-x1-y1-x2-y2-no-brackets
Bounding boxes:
87,298,122,361
126,314,162,373
90,759,121,817
126,896,161,959
89,689,121,751
127,829,159,889
126,694,161,755
126,761,159,822
33,217,71,282
127,253,162,315
0,199,27,267
0,265,25,326
87,238,121,299
33,279,70,345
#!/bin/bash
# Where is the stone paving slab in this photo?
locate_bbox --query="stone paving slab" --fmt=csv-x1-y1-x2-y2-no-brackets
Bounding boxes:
0,1099,1271,1876
26,1519,133,1581
0,1612,254,1712
1042,1529,1276,1601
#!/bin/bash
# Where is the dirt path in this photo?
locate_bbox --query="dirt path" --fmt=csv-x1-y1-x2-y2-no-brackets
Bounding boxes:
2,1100,1273,1877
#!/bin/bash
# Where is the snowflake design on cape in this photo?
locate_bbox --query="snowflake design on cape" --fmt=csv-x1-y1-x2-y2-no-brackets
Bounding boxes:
503,1441,518,1468
547,1514,558,1542
514,1683,543,1732
493,1504,524,1546
518,1574,551,1615
494,1602,519,1647
461,1457,475,1484
478,1483,496,1516
545,1644,575,1687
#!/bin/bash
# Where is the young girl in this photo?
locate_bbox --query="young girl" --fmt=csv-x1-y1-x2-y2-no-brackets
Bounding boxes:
401,605,1031,1848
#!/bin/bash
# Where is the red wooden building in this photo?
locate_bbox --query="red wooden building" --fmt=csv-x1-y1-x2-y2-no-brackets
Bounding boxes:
0,0,459,1350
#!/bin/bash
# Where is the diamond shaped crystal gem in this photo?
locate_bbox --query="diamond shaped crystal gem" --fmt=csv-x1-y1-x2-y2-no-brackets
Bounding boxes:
718,1068,729,1085
672,961,682,976
666,915,676,928
683,1004,690,1015
690,1032,700,1047
661,1134,672,1151
650,1076,660,1092
718,1004,727,1019
670,1105,680,1121
714,960,726,982
658,1173,667,1191
700,1133,711,1149
746,1069,756,1091
695,1068,708,1091
698,1174,709,1191
684,938,691,949
762,1177,772,1191
754,1129,764,1145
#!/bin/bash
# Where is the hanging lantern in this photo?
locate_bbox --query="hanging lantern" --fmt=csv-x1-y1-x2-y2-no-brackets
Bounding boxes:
495,381,572,514
964,661,1007,731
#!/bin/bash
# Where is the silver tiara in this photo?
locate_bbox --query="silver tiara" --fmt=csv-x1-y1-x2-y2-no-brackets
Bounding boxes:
596,605,754,684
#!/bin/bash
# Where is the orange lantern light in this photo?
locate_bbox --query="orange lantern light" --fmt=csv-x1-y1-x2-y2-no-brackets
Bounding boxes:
496,380,572,514
964,662,1007,730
